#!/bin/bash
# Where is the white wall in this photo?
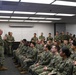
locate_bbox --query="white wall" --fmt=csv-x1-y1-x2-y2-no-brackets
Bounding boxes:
0,23,54,41
66,24,76,35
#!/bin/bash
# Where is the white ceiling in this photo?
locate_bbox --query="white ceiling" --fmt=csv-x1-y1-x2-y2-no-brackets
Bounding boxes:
0,0,76,23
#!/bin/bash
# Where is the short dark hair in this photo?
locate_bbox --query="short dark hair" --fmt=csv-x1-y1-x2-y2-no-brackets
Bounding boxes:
62,47,71,57
34,33,36,35
55,45,60,52
23,39,27,42
31,42,36,46
49,33,51,35
46,45,51,50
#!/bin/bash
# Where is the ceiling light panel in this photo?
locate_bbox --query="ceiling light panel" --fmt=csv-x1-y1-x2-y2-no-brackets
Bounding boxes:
52,1,76,7
24,20,38,22
0,20,9,21
0,10,13,13
21,0,54,4
9,20,24,22
39,21,52,23
0,16,10,18
56,13,75,16
11,16,28,19
29,17,45,20
36,12,56,15
2,0,19,2
14,11,36,14
46,18,61,20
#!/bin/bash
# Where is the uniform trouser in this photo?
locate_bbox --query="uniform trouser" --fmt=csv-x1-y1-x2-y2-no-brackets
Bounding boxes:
73,66,76,75
22,58,34,70
29,63,37,70
39,71,50,75
8,45,12,55
37,69,57,75
18,55,26,66
34,65,45,74
0,46,4,67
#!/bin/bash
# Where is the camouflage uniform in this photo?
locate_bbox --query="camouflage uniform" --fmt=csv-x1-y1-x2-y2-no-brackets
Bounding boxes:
48,58,72,75
70,51,76,75
32,50,52,74
7,35,15,55
39,36,45,41
54,35,60,41
37,53,61,75
21,47,38,70
17,45,28,63
0,36,4,67
36,43,44,53
31,37,38,43
47,36,53,41
60,43,70,49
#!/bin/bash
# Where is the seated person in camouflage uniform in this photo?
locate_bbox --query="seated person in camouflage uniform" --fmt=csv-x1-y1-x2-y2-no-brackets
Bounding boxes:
20,42,38,74
35,40,44,53
15,39,28,66
31,44,52,75
48,47,72,75
38,45,61,75
60,38,70,49
70,40,76,75
13,40,24,59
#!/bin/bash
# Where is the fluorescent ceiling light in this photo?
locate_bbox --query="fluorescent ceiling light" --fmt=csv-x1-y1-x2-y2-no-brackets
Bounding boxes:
46,18,61,20
0,20,8,21
36,12,56,15
24,20,38,22
29,17,45,20
14,11,36,14
0,16,10,18
11,16,28,19
21,0,54,4
52,1,76,7
9,20,24,22
2,0,19,2
39,21,52,23
56,13,75,16
0,10,13,13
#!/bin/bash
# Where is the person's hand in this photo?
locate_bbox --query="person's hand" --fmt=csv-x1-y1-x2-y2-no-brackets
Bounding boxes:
36,63,39,66
43,66,47,70
73,61,76,65
48,73,52,75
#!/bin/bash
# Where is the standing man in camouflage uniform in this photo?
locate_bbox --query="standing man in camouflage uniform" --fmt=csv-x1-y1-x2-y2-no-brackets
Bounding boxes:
0,29,7,71
54,31,60,41
47,33,53,41
3,34,8,55
31,33,38,43
7,32,15,55
39,32,45,41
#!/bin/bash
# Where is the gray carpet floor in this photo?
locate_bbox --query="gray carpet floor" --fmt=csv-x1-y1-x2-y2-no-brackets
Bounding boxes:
0,56,31,75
